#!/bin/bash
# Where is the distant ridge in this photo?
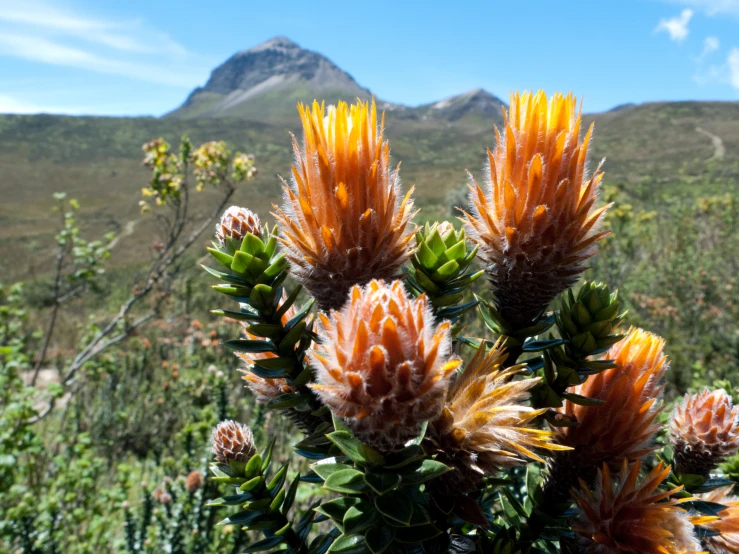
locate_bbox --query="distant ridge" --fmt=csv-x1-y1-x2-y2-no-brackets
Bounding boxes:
167,37,505,123
413,88,506,122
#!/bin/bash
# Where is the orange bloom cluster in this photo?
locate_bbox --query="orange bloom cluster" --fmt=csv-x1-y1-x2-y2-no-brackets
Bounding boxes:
275,99,415,310
572,460,701,553
554,327,668,469
465,91,610,328
699,486,739,553
432,341,569,486
309,280,459,451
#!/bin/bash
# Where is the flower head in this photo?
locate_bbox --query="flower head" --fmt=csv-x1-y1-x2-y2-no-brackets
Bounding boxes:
275,99,416,310
464,91,610,328
309,279,459,451
216,206,262,247
670,388,739,477
211,420,256,464
554,327,668,469
699,486,739,553
571,460,701,553
430,341,569,488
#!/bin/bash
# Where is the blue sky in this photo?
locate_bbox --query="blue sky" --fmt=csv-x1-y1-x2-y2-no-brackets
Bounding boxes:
0,0,738,116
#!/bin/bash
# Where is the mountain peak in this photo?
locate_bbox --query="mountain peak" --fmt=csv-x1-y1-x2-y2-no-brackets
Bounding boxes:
168,36,370,119
167,38,506,123
419,88,506,122
244,36,300,53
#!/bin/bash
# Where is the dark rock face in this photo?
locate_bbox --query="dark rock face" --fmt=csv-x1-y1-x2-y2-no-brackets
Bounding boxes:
198,36,368,97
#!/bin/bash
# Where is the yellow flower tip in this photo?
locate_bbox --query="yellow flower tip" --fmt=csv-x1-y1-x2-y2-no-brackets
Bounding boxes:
554,327,668,470
308,279,456,452
572,460,702,554
464,90,610,328
276,98,416,311
670,388,739,477
428,340,562,490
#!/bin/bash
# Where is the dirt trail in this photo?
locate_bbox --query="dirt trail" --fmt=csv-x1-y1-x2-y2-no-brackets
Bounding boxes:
107,218,140,249
696,127,725,159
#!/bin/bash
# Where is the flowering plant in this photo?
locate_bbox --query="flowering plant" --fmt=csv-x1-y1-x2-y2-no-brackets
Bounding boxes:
202,94,739,553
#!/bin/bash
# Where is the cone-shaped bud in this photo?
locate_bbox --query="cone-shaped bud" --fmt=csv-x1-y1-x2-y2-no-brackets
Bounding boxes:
211,420,256,464
206,215,287,307
216,206,262,248
571,460,701,554
275,99,416,311
237,291,298,402
186,470,204,493
430,341,570,489
309,279,460,451
407,221,482,314
698,486,739,553
669,389,739,478
464,91,610,329
556,281,626,359
549,328,668,492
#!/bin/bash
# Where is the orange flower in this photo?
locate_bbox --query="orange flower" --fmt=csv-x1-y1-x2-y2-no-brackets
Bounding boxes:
430,341,570,489
554,327,668,469
670,389,739,477
275,99,416,310
571,460,701,553
699,486,739,553
309,279,459,451
464,91,610,328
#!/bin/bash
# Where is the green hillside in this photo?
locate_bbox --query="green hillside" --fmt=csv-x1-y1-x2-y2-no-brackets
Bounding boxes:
1,101,737,281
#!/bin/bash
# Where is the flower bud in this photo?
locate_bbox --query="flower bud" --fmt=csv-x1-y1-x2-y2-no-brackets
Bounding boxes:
669,388,739,477
185,470,204,493
556,281,626,359
407,222,482,312
216,206,262,247
210,420,256,464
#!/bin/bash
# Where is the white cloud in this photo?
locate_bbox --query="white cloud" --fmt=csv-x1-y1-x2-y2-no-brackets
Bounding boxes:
693,47,739,91
664,0,739,15
0,2,186,56
702,36,721,56
729,48,739,88
0,0,211,87
0,33,204,87
655,9,694,41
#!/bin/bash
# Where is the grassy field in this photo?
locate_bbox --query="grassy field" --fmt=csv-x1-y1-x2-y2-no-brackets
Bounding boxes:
1,100,738,281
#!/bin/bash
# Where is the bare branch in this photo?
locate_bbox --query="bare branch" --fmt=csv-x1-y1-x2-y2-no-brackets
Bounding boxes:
30,179,236,423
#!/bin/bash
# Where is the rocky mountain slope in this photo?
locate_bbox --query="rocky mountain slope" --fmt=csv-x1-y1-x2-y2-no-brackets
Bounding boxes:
168,37,373,119
168,36,506,123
